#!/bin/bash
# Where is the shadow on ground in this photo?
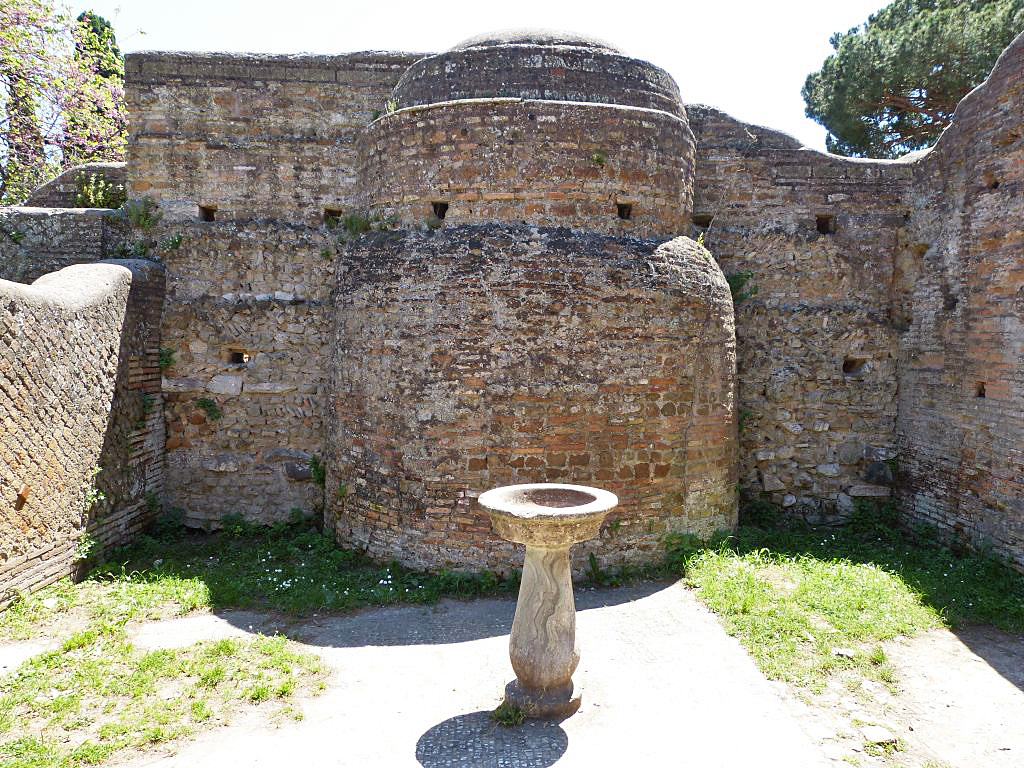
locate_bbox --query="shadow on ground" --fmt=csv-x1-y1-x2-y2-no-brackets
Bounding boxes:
214,581,672,649
415,710,568,768
727,524,1024,693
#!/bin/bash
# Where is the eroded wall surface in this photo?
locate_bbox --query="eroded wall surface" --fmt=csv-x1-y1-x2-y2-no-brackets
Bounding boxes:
126,52,420,525
0,260,164,602
126,52,423,225
689,108,911,522
0,207,128,285
898,35,1024,568
330,227,736,572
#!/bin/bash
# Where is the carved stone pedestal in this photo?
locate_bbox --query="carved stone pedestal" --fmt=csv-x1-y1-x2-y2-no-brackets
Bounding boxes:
479,483,618,719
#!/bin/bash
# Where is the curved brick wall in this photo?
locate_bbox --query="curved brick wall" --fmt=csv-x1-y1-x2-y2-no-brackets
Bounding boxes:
1,260,164,601
328,226,737,574
393,42,684,118
359,99,694,238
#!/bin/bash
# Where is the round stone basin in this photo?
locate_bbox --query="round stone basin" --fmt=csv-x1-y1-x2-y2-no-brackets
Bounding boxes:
479,483,618,549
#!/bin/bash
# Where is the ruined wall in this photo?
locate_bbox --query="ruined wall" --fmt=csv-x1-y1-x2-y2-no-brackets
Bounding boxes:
159,222,334,527
23,162,126,208
125,50,422,526
897,34,1024,569
330,226,737,573
125,51,423,224
393,37,684,117
360,99,693,237
689,108,912,521
0,207,129,285
0,260,164,603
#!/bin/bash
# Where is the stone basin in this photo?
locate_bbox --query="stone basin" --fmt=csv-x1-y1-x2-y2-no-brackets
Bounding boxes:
479,483,618,719
480,483,618,549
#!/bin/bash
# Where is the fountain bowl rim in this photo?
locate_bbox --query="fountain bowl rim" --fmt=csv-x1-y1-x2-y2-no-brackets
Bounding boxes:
478,482,618,520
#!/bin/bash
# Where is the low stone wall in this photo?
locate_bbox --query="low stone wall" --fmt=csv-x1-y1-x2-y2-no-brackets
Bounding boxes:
22,162,126,208
0,260,165,604
0,207,129,285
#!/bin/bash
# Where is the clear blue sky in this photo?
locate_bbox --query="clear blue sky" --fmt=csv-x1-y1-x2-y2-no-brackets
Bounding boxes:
73,0,887,151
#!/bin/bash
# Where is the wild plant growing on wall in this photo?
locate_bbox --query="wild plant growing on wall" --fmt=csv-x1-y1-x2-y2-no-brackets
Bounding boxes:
0,2,128,205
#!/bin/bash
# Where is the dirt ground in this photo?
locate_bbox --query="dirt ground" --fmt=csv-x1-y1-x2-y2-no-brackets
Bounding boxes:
776,624,1024,767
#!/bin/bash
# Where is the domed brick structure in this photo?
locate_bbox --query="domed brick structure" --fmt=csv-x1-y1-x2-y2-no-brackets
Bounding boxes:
329,30,738,573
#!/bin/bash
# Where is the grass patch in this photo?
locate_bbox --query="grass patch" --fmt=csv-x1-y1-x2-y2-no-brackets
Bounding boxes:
0,626,323,768
490,700,526,728
665,514,1024,691
80,518,518,618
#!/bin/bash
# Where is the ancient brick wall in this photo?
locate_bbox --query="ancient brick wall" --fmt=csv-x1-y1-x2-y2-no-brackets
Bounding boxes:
359,99,694,238
688,108,913,521
897,33,1024,569
159,222,334,527
0,207,129,285
22,162,126,208
329,226,737,573
0,260,164,603
393,38,683,117
125,52,423,225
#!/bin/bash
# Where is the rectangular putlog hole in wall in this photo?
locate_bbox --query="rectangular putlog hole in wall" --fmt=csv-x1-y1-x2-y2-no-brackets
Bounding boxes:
692,213,714,228
199,205,217,222
816,214,836,234
616,203,633,220
842,356,869,376
431,201,449,220
975,381,986,398
228,349,250,365
323,208,343,229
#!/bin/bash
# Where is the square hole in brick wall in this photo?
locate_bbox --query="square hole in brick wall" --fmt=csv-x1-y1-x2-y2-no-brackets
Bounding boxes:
975,381,986,398
199,205,217,222
228,349,250,365
431,201,449,220
692,214,714,228
323,208,343,229
842,356,869,375
816,214,836,234
616,203,633,220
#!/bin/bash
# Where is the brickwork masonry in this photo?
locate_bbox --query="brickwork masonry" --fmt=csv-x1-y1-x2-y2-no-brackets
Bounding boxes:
0,260,164,604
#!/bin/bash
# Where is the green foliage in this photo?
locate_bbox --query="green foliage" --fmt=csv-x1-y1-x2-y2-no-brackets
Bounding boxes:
121,198,162,232
308,456,326,487
590,150,607,167
1,226,25,244
737,407,754,434
725,271,758,304
425,213,443,230
77,519,519,617
803,0,1024,157
159,233,184,251
195,398,222,422
0,622,323,768
73,171,125,208
158,347,175,370
490,700,526,727
738,491,783,528
0,1,128,206
73,534,97,562
83,466,105,515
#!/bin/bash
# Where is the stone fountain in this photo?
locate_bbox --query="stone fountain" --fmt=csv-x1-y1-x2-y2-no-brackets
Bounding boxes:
479,482,618,719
